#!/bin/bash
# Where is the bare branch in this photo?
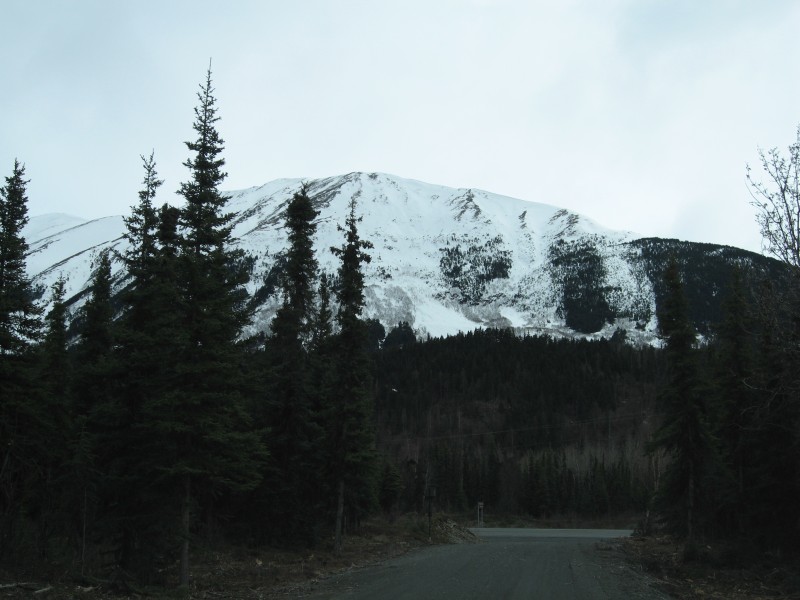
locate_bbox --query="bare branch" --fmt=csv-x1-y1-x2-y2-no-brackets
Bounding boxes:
747,127,800,269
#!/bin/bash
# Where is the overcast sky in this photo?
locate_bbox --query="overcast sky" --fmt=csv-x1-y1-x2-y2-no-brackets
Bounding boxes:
3,0,800,254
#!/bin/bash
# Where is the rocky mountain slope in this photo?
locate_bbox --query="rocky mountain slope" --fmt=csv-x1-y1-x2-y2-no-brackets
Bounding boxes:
23,172,781,343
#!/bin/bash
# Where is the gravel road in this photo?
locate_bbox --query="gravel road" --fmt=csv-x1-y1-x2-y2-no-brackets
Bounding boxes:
300,528,670,599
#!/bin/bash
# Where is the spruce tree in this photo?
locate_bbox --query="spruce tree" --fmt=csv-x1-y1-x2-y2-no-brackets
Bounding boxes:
129,203,188,576
272,184,319,341
37,278,76,557
329,197,377,554
116,152,163,436
649,260,714,550
166,65,265,586
0,160,43,559
116,155,164,444
68,250,119,561
261,184,322,543
73,250,116,418
0,160,40,355
108,158,176,576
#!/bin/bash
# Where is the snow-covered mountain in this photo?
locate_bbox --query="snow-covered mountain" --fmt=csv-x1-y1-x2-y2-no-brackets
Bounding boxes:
22,172,776,343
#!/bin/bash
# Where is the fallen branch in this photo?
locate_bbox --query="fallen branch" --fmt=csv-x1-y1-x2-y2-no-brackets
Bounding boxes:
0,582,39,591
33,585,53,595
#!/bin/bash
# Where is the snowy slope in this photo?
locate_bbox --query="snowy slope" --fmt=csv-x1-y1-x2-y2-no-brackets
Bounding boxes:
25,213,128,305
23,171,741,342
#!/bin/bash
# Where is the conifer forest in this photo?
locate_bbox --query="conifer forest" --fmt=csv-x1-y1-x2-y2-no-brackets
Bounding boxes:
1,67,799,588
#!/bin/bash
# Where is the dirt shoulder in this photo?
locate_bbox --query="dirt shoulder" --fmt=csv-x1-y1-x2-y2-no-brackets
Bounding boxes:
0,516,476,599
619,535,800,599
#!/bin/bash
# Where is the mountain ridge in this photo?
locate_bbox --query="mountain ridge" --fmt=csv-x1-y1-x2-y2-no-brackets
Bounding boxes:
23,171,779,343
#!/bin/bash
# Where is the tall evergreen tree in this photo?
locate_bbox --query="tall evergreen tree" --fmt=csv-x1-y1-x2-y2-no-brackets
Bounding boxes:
165,65,265,586
649,260,715,549
0,160,39,356
68,250,118,561
116,154,164,441
36,278,76,557
107,158,176,576
0,161,43,560
260,184,322,543
128,203,189,577
329,197,377,554
116,152,163,435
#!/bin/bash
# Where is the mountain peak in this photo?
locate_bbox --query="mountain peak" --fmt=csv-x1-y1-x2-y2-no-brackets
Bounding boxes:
24,173,771,343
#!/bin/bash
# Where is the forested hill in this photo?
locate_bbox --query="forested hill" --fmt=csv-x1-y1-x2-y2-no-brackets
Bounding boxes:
23,172,785,343
373,328,663,516
629,237,786,336
371,313,798,552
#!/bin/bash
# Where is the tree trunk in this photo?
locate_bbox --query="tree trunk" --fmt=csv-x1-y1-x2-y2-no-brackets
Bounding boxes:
334,478,345,555
81,487,87,576
180,475,191,587
205,491,215,545
686,461,694,546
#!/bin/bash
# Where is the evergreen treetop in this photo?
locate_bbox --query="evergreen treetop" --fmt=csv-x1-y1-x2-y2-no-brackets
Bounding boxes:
40,278,69,382
0,160,39,355
272,183,319,343
123,151,162,280
77,250,114,363
331,196,373,330
178,64,232,254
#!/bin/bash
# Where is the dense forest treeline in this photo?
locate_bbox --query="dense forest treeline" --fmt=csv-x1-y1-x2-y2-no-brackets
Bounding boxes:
2,67,800,589
373,329,663,518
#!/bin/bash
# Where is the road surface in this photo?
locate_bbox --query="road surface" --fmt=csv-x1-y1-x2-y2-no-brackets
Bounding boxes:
300,528,669,599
